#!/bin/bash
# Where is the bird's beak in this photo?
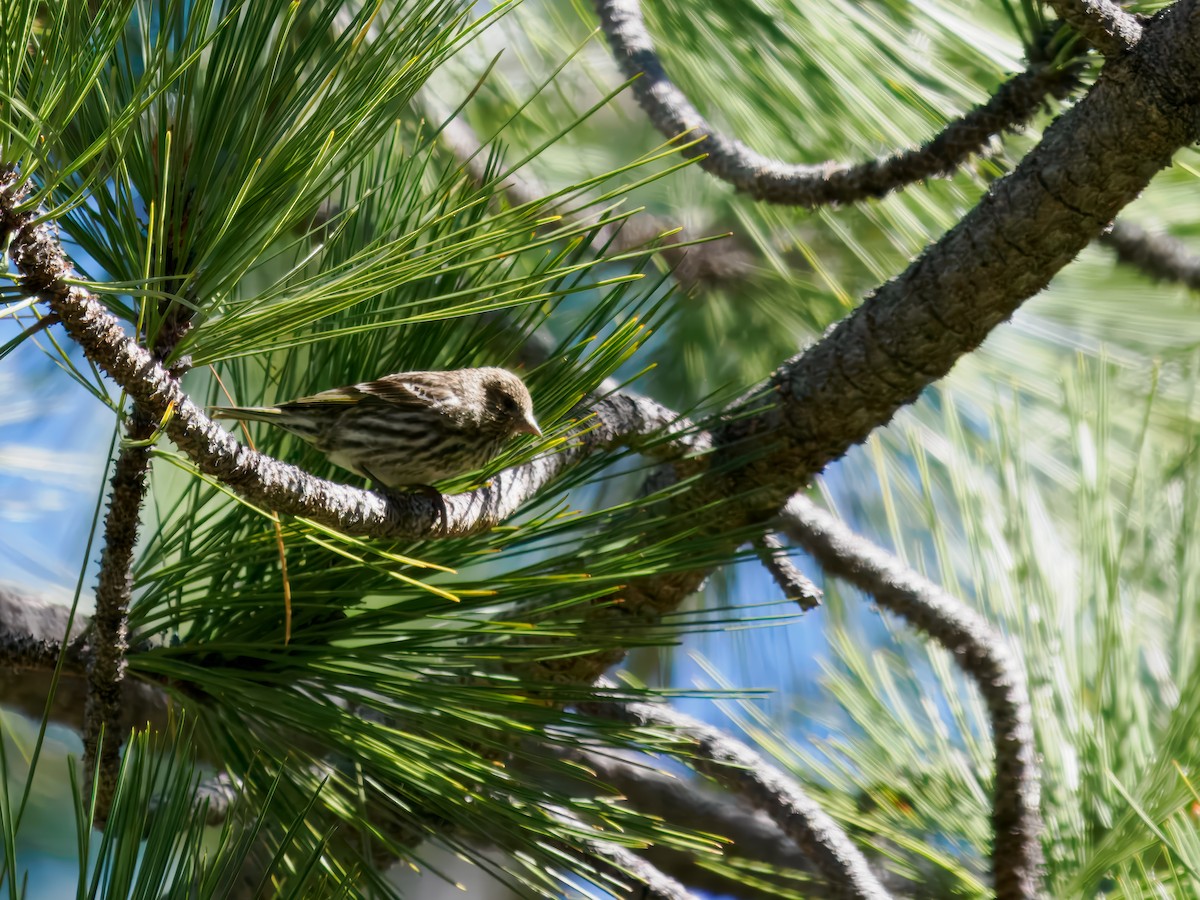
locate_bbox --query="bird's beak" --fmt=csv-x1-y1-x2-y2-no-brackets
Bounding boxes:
518,416,542,437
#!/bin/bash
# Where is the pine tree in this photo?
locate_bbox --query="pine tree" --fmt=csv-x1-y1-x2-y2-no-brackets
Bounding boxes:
2,0,1199,897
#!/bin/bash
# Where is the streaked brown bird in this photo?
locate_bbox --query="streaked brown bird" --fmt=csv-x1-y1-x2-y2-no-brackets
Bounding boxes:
213,367,541,491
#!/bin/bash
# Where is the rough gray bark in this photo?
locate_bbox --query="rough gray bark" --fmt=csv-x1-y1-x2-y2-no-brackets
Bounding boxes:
595,0,1084,206
1045,0,1144,56
782,495,1040,900
1101,219,1200,289
585,686,891,900
0,587,169,735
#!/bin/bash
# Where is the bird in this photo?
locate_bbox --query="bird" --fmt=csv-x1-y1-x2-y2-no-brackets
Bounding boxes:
213,367,541,495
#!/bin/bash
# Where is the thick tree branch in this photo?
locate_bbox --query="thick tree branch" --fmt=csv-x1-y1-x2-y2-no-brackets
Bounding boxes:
1047,0,1143,57
513,0,1200,690
1100,219,1200,289
709,0,1200,523
0,586,169,735
594,0,1082,206
585,685,891,900
781,495,1040,900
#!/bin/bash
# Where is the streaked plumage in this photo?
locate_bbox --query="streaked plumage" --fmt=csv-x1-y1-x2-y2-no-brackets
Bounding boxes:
213,367,540,488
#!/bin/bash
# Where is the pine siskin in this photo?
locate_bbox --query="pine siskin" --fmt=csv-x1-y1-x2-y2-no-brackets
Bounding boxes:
213,367,541,490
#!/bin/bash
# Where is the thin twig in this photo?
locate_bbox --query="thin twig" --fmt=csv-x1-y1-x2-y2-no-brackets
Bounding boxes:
585,683,891,900
594,0,1082,206
780,495,1041,900
753,533,822,611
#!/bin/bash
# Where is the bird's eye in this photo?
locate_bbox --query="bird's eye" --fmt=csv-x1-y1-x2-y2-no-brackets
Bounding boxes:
501,395,518,413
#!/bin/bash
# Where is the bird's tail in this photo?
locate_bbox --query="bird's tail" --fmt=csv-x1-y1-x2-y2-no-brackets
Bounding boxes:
211,405,285,425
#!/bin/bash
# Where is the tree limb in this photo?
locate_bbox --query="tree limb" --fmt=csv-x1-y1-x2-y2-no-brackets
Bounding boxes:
86,435,152,823
780,494,1040,900
1100,219,1200,290
1046,0,1143,57
510,0,1200,689
707,0,1200,523
593,0,1082,206
753,533,822,611
585,684,892,900
570,748,927,898
0,586,169,736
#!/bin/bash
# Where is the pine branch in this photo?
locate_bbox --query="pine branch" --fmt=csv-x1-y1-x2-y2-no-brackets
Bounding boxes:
508,0,1200,689
3,1,1200,883
84,268,194,826
1046,0,1143,56
86,435,152,824
0,180,706,541
780,495,1040,900
704,0,1200,521
575,835,701,900
7,0,1184,558
585,684,892,900
593,0,1083,206
1100,219,1200,289
753,533,822,611
0,586,169,736
5,0,1195,695
568,749,922,898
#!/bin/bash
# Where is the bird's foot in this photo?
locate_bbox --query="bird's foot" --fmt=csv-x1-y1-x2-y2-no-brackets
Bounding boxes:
410,484,448,537
362,469,448,536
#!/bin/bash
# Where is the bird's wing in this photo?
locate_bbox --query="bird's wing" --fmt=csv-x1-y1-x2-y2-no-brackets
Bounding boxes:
285,372,461,410
354,372,464,409
281,385,372,407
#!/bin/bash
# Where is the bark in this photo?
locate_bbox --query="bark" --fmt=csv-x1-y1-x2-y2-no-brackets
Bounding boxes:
1045,0,1144,56
595,0,1084,206
782,496,1040,900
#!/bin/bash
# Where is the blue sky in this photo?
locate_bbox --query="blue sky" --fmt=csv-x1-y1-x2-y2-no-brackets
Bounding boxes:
0,319,114,609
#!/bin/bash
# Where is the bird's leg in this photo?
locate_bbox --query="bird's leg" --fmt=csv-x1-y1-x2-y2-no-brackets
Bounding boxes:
361,467,447,536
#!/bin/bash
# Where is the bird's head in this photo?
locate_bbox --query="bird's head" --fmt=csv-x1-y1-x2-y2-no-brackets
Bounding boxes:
476,368,541,439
